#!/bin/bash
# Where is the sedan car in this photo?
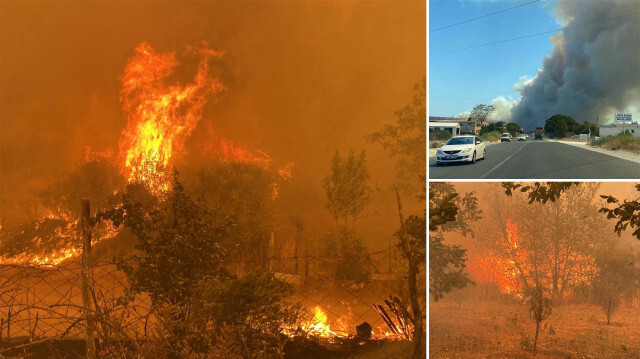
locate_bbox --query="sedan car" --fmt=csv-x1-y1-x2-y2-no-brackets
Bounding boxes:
436,135,486,165
518,134,527,141
501,133,511,142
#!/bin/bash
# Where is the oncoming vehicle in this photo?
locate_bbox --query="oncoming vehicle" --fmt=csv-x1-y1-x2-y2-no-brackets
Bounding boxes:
535,127,544,140
501,133,511,142
518,134,527,141
436,135,486,165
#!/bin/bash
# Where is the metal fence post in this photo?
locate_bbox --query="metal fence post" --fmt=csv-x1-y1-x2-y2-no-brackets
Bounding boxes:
81,199,96,359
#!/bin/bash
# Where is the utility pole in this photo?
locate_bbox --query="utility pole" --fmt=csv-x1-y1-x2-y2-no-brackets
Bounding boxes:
81,199,96,359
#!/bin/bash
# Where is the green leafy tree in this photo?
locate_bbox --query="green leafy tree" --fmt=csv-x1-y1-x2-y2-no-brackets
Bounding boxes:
600,184,640,239
429,183,481,302
480,121,506,135
429,129,452,141
544,114,578,138
506,122,521,135
469,104,495,127
324,150,374,228
575,122,598,135
368,78,426,192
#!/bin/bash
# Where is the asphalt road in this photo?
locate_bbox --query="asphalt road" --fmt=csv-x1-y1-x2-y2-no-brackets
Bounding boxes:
429,140,640,179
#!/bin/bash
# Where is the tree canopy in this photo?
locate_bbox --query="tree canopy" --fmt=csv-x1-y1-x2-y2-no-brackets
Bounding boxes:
324,150,374,227
469,104,495,126
503,182,640,240
506,122,521,135
367,78,426,192
429,183,481,302
544,114,578,138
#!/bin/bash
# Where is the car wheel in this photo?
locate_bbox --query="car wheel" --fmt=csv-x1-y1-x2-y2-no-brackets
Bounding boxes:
436,162,442,166
483,149,486,159
471,151,476,164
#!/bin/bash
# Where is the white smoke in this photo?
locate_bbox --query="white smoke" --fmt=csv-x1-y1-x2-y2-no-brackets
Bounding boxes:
510,0,640,129
490,96,519,122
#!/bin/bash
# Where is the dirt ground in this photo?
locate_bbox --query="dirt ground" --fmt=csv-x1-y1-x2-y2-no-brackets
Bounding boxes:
429,287,640,359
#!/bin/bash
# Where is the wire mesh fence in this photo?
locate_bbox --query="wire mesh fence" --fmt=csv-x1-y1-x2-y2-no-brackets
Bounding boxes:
0,243,423,358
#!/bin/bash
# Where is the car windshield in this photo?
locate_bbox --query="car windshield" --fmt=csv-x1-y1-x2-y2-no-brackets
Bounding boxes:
446,137,473,145
502,134,509,137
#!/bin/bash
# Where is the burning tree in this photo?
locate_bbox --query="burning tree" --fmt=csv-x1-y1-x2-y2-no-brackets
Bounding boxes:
478,184,604,299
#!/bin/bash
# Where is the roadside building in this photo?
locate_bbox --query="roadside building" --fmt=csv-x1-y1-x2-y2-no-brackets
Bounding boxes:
428,121,460,136
429,116,485,135
598,123,640,138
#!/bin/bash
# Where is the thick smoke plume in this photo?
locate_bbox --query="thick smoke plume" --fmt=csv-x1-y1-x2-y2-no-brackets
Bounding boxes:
512,0,639,129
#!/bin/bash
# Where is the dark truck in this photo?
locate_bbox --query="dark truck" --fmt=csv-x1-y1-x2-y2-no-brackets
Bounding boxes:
535,127,544,140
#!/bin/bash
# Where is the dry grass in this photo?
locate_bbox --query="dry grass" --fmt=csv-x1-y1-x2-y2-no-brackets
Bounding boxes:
429,287,640,359
591,134,640,154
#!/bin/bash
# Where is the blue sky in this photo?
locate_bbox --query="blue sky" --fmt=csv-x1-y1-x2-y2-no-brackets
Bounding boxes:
429,0,561,120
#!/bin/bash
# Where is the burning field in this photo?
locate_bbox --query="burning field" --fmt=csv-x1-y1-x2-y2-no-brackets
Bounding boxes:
0,1,426,357
429,182,640,359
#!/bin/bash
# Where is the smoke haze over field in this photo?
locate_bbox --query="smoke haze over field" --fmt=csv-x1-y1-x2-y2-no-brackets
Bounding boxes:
448,182,640,253
510,0,640,128
0,1,425,236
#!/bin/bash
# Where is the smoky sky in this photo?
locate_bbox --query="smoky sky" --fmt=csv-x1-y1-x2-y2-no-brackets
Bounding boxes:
0,1,425,234
512,0,639,129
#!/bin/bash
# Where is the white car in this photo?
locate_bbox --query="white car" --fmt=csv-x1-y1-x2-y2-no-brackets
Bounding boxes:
518,134,527,141
436,135,486,165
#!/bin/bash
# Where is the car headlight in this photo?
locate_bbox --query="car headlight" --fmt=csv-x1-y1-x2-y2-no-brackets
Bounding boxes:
436,148,443,154
462,147,473,153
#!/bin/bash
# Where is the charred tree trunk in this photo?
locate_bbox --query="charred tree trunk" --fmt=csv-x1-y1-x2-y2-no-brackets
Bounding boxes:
81,199,96,359
394,186,425,359
534,319,540,355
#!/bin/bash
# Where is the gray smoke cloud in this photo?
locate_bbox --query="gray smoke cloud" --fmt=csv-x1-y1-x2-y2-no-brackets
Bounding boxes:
512,0,640,129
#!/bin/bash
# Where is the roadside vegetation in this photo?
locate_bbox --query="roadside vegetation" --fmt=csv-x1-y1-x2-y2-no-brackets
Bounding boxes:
480,131,501,142
429,129,451,148
544,114,598,138
591,131,640,153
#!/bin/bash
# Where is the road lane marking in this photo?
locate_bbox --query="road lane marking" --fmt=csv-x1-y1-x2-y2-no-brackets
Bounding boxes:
479,142,527,179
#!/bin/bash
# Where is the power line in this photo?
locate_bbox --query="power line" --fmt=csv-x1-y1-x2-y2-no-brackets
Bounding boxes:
431,11,640,55
430,0,541,33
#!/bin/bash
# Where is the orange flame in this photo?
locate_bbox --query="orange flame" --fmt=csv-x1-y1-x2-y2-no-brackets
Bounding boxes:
282,306,406,341
119,42,225,193
471,218,597,299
